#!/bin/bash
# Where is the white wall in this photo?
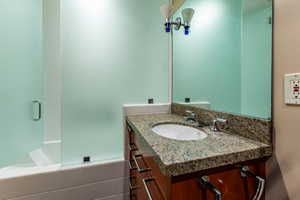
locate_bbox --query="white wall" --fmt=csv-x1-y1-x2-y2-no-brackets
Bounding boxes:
266,0,300,199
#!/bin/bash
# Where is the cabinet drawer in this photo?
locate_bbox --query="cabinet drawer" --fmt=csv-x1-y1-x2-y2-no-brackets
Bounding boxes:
130,154,166,200
127,123,166,200
145,155,171,199
132,154,151,173
128,142,138,160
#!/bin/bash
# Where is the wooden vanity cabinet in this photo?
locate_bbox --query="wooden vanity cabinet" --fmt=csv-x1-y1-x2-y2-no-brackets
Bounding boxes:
127,123,266,200
128,124,167,200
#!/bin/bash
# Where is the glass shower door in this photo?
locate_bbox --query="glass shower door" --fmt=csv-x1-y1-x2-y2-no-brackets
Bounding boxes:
0,0,44,169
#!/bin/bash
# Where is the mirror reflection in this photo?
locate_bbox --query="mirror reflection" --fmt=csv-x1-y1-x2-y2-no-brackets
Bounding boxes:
173,0,273,119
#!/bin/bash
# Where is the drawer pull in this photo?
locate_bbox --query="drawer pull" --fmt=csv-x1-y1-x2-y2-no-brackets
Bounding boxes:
127,124,133,133
133,154,151,173
143,178,154,200
129,143,138,151
241,166,265,200
129,160,137,170
143,178,165,200
129,176,139,190
198,176,222,200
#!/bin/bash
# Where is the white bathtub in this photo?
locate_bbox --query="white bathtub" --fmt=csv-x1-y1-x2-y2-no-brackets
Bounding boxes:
0,104,165,200
0,139,128,200
0,158,128,200
0,140,61,180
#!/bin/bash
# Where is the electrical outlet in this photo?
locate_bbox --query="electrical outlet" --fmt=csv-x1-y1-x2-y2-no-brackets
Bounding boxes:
285,73,300,105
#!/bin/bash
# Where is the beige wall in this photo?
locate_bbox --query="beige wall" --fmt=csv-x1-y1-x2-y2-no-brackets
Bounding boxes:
266,0,300,199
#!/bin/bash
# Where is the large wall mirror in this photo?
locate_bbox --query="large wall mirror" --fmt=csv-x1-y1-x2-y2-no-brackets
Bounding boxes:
172,0,273,119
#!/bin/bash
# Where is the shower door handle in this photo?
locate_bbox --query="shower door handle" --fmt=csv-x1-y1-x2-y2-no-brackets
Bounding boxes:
32,100,42,121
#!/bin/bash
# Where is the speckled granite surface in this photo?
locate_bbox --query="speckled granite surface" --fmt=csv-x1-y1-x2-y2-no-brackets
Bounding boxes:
127,113,272,177
172,103,273,145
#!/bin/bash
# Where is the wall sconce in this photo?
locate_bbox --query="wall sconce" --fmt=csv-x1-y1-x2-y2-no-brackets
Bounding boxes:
160,3,173,33
160,3,195,35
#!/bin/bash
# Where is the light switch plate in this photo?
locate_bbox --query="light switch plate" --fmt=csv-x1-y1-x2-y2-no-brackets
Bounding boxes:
285,73,300,105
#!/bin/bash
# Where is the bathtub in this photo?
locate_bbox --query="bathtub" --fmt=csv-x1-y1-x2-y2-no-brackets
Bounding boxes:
0,140,128,200
0,140,61,180
0,104,166,200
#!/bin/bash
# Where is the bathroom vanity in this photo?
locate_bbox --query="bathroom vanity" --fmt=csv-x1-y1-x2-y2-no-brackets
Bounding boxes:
126,105,272,200
127,0,273,198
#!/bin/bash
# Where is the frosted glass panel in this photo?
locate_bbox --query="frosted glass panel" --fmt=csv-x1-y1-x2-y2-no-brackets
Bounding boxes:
62,0,169,165
173,0,272,119
173,0,242,114
241,1,272,119
0,0,44,167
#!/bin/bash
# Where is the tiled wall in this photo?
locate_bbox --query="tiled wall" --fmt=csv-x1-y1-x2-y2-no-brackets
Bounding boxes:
0,161,128,200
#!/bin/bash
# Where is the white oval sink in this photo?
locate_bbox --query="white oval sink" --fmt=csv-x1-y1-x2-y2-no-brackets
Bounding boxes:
152,124,207,141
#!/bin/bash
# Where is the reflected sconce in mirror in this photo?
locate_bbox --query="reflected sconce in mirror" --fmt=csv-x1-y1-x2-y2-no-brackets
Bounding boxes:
181,8,195,35
160,3,195,35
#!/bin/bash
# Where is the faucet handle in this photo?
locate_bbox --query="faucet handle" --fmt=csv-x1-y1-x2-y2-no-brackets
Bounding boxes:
184,110,197,123
212,118,227,132
215,118,227,123
185,110,196,117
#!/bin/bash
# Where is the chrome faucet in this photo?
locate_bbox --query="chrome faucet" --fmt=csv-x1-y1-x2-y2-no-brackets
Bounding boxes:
183,110,210,127
212,118,227,132
183,110,198,124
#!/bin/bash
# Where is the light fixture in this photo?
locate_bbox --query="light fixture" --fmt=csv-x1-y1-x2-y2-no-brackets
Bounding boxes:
160,3,173,33
160,4,195,35
181,8,195,35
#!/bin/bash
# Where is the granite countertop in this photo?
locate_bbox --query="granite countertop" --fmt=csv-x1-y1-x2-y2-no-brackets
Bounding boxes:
127,113,272,177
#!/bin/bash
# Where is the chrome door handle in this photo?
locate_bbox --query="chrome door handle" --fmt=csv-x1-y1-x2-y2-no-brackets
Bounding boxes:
198,176,222,200
32,100,42,121
241,166,266,200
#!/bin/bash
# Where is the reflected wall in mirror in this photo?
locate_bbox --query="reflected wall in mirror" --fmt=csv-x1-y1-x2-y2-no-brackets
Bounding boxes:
173,0,273,119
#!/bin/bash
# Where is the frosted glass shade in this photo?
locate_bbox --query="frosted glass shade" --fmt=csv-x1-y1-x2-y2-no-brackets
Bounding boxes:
171,0,186,15
160,3,173,19
182,8,195,24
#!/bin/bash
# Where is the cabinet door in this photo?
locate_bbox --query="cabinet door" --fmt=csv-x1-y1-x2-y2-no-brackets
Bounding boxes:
206,164,265,200
171,179,206,200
